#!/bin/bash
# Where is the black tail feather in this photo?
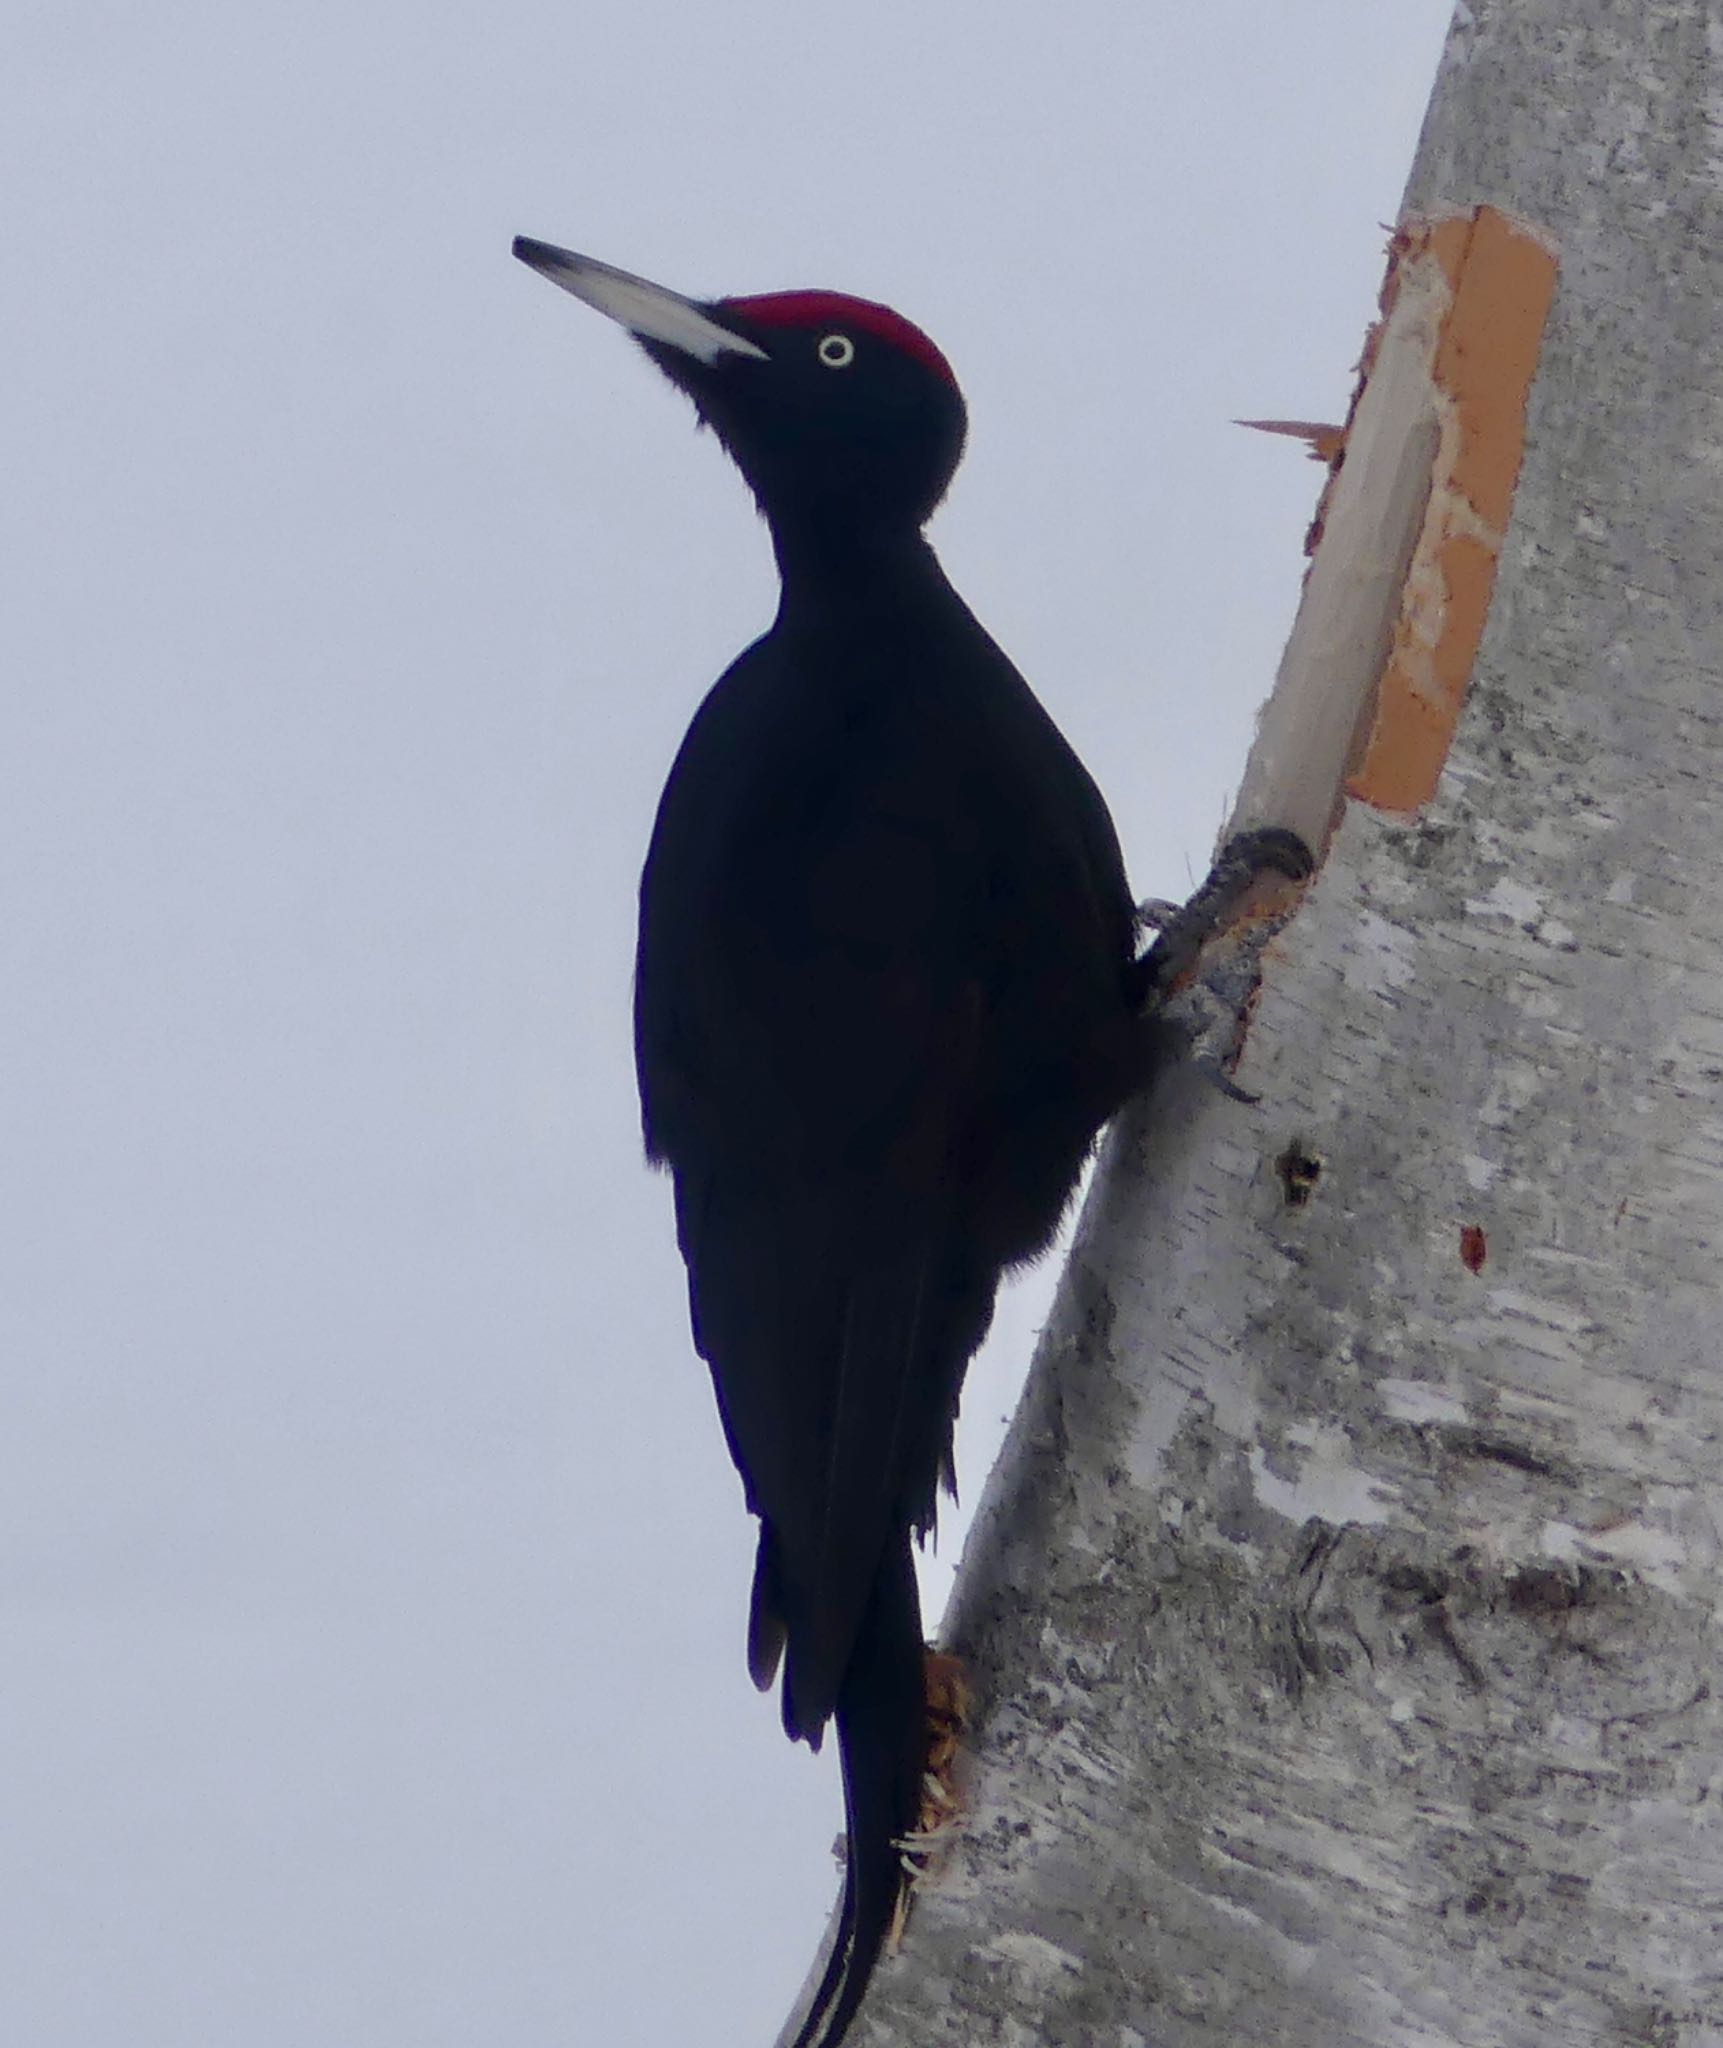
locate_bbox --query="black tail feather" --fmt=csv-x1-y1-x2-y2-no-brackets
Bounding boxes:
787,1543,924,2048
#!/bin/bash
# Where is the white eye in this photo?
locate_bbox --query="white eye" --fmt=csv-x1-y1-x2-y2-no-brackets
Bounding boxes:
817,333,856,369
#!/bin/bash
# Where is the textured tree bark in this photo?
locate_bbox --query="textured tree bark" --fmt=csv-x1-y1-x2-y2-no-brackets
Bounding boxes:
802,3,1723,2043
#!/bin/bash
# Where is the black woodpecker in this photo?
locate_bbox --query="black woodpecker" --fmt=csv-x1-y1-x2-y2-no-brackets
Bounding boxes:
513,237,1308,2048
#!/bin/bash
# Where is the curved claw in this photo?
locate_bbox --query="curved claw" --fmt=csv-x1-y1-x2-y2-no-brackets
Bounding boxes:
1193,1053,1261,1106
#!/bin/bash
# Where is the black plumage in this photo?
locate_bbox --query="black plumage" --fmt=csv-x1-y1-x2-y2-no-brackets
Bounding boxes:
515,240,1172,2047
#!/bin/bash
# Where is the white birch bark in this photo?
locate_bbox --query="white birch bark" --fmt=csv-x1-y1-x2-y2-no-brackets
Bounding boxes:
814,2,1723,2042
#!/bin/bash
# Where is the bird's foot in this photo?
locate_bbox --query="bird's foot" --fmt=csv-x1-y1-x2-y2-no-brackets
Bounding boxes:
1134,827,1315,1100
1136,826,1314,1002
889,1651,972,1946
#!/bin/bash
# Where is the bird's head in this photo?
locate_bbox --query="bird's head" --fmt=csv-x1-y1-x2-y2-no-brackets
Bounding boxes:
514,238,968,556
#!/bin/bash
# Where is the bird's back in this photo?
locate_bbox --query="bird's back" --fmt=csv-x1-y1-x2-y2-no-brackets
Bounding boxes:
635,541,1140,1737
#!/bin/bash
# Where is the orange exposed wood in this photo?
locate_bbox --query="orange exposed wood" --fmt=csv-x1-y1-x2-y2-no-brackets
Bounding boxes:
1346,209,1558,813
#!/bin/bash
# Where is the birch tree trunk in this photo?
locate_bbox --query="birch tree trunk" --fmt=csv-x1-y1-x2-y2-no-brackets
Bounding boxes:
810,2,1723,2041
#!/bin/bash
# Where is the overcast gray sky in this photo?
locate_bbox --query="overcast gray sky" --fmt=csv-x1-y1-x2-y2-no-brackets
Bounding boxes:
5,5,1454,2043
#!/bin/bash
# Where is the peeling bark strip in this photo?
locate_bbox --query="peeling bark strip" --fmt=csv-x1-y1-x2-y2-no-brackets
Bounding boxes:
1346,211,1558,813
1231,206,1556,858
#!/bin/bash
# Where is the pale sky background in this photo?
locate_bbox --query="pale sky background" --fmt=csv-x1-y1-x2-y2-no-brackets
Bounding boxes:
5,6,1454,2044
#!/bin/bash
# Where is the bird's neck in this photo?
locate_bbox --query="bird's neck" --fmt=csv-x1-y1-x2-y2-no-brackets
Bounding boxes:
770,523,944,620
